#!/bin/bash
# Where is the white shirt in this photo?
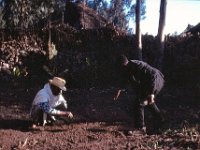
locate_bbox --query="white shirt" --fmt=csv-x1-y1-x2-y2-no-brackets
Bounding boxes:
31,83,67,114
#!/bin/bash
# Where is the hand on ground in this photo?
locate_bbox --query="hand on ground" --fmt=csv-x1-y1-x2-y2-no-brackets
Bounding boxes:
67,112,73,119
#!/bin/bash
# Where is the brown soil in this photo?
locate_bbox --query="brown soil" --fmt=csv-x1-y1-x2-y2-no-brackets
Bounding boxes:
0,83,200,150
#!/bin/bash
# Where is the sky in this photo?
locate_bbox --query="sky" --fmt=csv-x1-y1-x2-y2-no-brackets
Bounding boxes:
135,0,200,35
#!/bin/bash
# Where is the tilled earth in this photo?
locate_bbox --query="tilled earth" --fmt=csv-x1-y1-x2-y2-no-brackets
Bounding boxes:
0,83,200,150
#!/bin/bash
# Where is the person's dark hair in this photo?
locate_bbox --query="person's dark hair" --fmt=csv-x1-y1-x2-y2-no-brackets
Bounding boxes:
117,54,128,65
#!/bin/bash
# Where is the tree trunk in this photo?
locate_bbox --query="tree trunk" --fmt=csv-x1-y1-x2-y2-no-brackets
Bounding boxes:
156,0,167,70
135,0,142,60
82,0,86,29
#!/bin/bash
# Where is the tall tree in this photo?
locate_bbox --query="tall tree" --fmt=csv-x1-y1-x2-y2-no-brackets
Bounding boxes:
135,0,142,60
87,0,108,17
126,0,146,32
108,0,127,30
156,0,167,69
84,0,146,33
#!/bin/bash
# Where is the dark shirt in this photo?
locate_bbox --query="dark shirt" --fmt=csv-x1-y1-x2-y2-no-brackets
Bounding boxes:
119,60,164,98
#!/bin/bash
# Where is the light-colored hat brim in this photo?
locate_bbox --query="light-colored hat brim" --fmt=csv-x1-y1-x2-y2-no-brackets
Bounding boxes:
49,79,67,91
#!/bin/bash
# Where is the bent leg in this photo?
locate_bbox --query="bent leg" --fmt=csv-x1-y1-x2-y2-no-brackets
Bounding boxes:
146,102,164,129
133,99,145,128
30,105,43,125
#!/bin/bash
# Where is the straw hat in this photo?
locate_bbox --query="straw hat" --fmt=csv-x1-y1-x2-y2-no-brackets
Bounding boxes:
49,77,67,91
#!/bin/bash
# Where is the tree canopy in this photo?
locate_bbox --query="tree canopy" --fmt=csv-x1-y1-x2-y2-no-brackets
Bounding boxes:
0,0,146,32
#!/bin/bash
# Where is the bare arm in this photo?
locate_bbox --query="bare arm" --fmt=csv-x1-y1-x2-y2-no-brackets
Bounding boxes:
57,111,73,118
38,102,73,118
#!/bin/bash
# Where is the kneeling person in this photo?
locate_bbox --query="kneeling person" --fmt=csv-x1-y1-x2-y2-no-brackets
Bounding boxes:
30,77,73,127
